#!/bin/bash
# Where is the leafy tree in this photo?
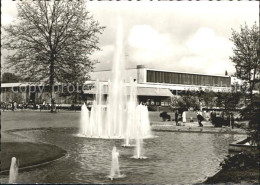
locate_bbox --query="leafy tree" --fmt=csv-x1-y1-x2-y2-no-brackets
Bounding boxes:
3,0,104,112
216,91,242,112
230,22,260,103
1,73,22,83
200,90,216,109
172,90,200,110
240,97,260,148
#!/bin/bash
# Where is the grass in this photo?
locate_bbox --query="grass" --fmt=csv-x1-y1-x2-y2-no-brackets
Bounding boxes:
0,142,66,172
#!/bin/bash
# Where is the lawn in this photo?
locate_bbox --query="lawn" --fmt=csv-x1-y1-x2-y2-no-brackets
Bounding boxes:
0,142,66,172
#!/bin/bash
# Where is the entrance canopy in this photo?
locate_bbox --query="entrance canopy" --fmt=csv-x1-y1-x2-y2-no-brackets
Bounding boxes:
137,87,173,97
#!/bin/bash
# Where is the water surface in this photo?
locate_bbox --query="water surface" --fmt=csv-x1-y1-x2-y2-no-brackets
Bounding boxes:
0,128,235,184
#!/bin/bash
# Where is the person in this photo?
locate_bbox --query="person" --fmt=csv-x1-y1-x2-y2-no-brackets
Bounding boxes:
227,112,231,127
197,112,203,127
42,100,46,110
14,101,17,110
182,111,186,123
11,101,15,111
175,110,179,126
51,98,56,111
2,102,6,111
230,112,235,129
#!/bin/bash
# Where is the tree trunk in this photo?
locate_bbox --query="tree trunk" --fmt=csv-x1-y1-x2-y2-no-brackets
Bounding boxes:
50,56,54,113
249,81,255,104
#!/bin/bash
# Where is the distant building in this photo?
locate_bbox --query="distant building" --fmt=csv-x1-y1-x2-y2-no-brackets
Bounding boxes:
85,65,231,110
90,65,231,92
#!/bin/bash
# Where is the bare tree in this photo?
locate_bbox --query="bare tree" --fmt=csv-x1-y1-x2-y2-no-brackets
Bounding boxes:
3,0,105,112
230,22,259,103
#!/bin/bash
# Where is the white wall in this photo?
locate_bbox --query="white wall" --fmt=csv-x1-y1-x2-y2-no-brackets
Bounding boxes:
90,69,138,82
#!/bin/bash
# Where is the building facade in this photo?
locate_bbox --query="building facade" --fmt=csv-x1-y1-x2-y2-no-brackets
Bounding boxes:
90,65,231,92
86,65,232,110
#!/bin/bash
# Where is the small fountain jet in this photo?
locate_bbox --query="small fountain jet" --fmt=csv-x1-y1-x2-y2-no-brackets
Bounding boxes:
132,137,147,160
9,157,18,184
108,146,125,180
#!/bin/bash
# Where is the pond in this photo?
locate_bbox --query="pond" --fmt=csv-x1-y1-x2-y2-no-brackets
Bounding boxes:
0,127,235,184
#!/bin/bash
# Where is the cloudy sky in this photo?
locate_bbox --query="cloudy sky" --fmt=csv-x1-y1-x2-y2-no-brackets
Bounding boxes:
1,1,259,75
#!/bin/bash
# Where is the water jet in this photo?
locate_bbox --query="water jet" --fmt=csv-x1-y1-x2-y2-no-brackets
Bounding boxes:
9,157,18,184
79,17,151,140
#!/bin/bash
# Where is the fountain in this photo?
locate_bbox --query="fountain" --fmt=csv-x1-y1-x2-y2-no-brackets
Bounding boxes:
132,137,147,159
80,103,89,135
80,17,151,140
108,146,125,180
9,157,18,184
131,105,148,159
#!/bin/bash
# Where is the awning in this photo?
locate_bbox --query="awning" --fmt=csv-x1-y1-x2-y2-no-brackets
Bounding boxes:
137,87,173,97
84,87,173,97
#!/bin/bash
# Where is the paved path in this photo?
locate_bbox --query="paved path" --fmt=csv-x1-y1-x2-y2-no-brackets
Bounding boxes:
151,121,247,135
1,111,247,144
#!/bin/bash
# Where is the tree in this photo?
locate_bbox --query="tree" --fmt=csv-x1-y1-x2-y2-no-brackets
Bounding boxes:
230,22,260,103
1,73,22,83
200,90,216,109
3,0,104,112
240,97,260,148
216,91,242,112
172,90,200,111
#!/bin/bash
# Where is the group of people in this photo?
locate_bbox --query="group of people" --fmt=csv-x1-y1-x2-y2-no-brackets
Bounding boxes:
11,101,17,111
162,110,237,128
210,111,235,128
174,110,187,126
1,101,18,111
174,110,204,127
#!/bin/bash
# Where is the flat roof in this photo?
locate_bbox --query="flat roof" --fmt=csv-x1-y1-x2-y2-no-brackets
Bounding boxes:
92,67,137,72
1,82,35,88
92,67,230,78
1,82,62,88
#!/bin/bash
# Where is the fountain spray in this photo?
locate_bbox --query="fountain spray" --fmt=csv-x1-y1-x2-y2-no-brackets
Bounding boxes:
9,157,18,183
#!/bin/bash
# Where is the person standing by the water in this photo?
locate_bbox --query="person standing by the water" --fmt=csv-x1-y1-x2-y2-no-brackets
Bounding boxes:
43,100,46,110
197,112,203,127
14,101,17,110
182,111,186,124
175,110,179,126
11,101,15,111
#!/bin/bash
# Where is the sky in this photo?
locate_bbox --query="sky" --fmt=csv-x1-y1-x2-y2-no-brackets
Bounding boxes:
1,0,259,76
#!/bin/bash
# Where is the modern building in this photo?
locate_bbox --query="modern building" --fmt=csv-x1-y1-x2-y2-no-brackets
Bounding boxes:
84,65,231,110
90,65,231,89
